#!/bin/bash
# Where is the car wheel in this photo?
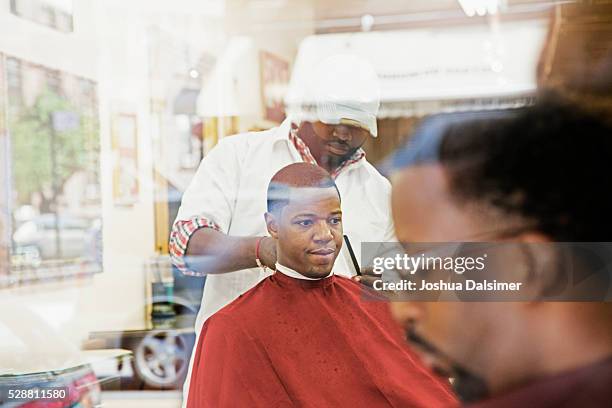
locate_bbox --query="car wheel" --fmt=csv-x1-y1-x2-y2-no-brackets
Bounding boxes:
132,331,190,389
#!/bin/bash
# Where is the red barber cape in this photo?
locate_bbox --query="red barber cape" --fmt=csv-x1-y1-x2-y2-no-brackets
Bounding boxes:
186,273,457,408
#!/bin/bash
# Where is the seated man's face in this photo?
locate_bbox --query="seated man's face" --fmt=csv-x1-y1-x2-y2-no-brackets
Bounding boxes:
267,187,343,278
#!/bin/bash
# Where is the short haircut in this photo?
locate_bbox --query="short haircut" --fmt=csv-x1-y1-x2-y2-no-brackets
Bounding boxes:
266,163,340,215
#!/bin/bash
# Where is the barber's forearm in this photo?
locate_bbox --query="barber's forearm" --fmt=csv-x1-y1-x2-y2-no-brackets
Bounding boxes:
185,228,275,274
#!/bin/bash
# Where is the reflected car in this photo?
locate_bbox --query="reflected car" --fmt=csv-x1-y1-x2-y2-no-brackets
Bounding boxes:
85,292,198,390
12,215,101,262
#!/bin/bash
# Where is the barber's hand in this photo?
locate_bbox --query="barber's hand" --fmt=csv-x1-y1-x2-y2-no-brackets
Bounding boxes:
352,267,400,301
258,236,277,269
351,266,382,288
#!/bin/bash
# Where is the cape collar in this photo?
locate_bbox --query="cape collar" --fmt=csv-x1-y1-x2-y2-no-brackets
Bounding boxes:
275,263,333,281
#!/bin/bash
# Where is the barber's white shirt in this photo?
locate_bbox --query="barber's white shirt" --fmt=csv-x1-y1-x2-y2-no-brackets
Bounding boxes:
175,117,394,330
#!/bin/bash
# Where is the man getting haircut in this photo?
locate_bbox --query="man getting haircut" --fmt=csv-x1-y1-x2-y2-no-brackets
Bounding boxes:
186,163,456,408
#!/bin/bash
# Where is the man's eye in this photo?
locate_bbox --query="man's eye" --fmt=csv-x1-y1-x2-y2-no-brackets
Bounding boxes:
329,217,342,225
297,220,313,226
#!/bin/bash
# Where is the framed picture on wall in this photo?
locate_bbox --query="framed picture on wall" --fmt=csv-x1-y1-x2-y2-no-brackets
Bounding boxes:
10,0,74,32
260,51,289,124
112,114,139,206
1,53,102,286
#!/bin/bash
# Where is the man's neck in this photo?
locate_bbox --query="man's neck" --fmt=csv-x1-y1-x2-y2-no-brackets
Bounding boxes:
485,305,612,396
275,263,333,280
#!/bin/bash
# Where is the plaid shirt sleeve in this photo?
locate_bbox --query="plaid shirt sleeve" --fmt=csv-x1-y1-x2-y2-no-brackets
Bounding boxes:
169,137,240,276
169,215,222,276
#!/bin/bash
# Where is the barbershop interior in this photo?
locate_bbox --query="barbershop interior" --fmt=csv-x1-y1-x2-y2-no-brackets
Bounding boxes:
1,1,610,407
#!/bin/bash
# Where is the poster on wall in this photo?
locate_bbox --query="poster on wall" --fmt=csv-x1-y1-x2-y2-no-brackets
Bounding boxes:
260,51,289,124
112,114,139,206
1,54,102,286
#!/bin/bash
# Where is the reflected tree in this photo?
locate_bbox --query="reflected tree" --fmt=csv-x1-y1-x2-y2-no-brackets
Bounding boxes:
10,89,99,212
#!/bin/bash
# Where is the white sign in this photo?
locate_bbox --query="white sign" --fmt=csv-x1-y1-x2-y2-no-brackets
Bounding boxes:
286,20,547,113
52,111,80,132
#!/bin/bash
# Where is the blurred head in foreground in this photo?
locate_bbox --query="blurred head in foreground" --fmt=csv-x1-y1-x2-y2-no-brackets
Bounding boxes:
265,163,342,278
390,96,612,404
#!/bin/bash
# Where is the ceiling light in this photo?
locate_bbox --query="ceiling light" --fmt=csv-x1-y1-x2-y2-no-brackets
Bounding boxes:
189,69,200,79
361,14,374,32
457,0,506,17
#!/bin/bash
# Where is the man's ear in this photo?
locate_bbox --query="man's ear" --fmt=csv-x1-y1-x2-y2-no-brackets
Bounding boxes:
264,212,279,239
511,232,561,301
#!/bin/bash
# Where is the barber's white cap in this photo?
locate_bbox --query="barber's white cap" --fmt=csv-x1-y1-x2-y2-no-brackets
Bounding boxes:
311,54,381,137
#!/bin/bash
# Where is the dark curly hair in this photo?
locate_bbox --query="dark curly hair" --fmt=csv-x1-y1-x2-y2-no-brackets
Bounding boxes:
439,96,612,241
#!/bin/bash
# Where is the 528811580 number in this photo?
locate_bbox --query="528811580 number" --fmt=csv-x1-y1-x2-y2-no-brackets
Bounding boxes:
6,387,68,401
